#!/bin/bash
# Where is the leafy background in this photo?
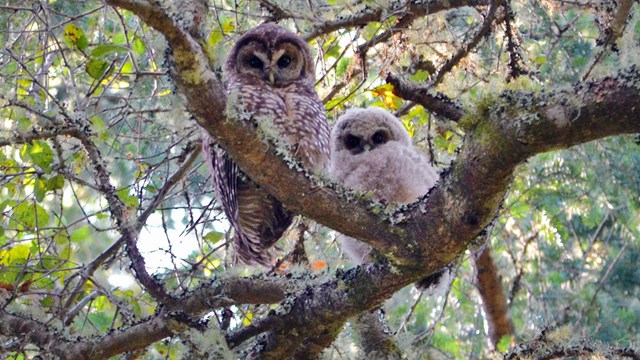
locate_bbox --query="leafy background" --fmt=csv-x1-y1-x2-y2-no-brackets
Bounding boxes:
0,0,638,358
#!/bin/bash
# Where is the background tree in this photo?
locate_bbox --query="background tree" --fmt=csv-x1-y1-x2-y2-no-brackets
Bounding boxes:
0,0,638,359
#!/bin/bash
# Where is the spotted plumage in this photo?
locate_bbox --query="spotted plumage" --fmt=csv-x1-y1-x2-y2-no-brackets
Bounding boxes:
202,23,330,265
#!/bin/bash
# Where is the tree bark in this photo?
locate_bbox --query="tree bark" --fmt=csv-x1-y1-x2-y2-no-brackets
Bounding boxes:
472,245,514,348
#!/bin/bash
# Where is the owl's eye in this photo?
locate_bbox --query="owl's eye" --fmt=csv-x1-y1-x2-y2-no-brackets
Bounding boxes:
371,131,387,145
344,134,361,150
277,54,292,68
247,56,263,69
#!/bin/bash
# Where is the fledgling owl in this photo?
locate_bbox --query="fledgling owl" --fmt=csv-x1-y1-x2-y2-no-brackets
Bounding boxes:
330,107,439,264
202,23,331,266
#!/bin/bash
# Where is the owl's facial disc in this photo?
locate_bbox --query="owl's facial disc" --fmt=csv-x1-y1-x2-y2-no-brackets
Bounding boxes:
236,42,270,79
370,130,390,146
270,43,304,86
343,134,364,155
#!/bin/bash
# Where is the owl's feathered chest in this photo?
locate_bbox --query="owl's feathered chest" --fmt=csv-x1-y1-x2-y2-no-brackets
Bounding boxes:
224,77,331,172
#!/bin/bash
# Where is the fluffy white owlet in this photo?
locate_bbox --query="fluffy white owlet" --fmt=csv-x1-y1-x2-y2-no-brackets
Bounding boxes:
202,23,331,266
330,107,439,264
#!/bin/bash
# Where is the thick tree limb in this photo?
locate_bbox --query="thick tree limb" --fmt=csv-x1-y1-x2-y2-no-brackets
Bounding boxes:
353,309,402,360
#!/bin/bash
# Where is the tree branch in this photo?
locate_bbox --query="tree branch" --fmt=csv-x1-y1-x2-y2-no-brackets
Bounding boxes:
303,0,491,40
386,72,465,121
472,245,513,347
1,275,289,359
504,328,640,360
384,1,501,121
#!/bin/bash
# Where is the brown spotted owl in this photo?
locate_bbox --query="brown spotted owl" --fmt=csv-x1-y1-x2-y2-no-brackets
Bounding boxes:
202,23,330,266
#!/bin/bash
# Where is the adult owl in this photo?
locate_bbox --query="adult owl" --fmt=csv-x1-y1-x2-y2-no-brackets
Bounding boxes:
202,23,331,266
330,107,439,265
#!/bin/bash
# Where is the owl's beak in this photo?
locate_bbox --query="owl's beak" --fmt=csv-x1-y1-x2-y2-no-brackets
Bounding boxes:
268,71,275,85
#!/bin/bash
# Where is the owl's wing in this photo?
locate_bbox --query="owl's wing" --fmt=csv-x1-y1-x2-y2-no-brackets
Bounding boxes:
279,86,331,173
202,130,293,266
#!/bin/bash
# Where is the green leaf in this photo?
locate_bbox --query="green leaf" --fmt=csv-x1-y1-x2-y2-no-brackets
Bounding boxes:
12,201,49,229
90,116,109,142
209,18,235,46
132,37,146,56
112,32,126,45
324,44,341,59
204,231,224,244
90,44,129,58
70,226,91,243
3,244,32,265
116,188,138,207
534,55,547,65
17,117,32,131
497,335,513,353
34,178,46,202
0,199,12,213
22,140,54,173
411,70,430,82
336,57,350,77
40,296,55,308
46,175,65,191
121,61,134,75
87,311,112,332
433,134,448,150
86,59,111,80
509,202,530,218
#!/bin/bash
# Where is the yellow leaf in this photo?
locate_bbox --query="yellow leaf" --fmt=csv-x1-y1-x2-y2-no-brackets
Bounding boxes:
242,311,253,326
371,84,400,110
401,118,415,138
209,20,235,46
64,24,88,51
2,244,32,265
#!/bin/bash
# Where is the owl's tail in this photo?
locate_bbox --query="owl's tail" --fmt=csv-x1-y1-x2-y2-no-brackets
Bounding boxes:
202,130,293,266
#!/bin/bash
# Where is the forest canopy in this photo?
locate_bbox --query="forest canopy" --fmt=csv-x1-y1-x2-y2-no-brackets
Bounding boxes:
0,0,639,359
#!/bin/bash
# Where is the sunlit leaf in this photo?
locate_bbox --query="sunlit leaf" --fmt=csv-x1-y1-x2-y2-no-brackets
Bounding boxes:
371,84,401,110
209,18,235,46
411,70,430,82
243,311,253,326
116,188,138,207
90,115,109,142
132,37,146,56
21,140,54,173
